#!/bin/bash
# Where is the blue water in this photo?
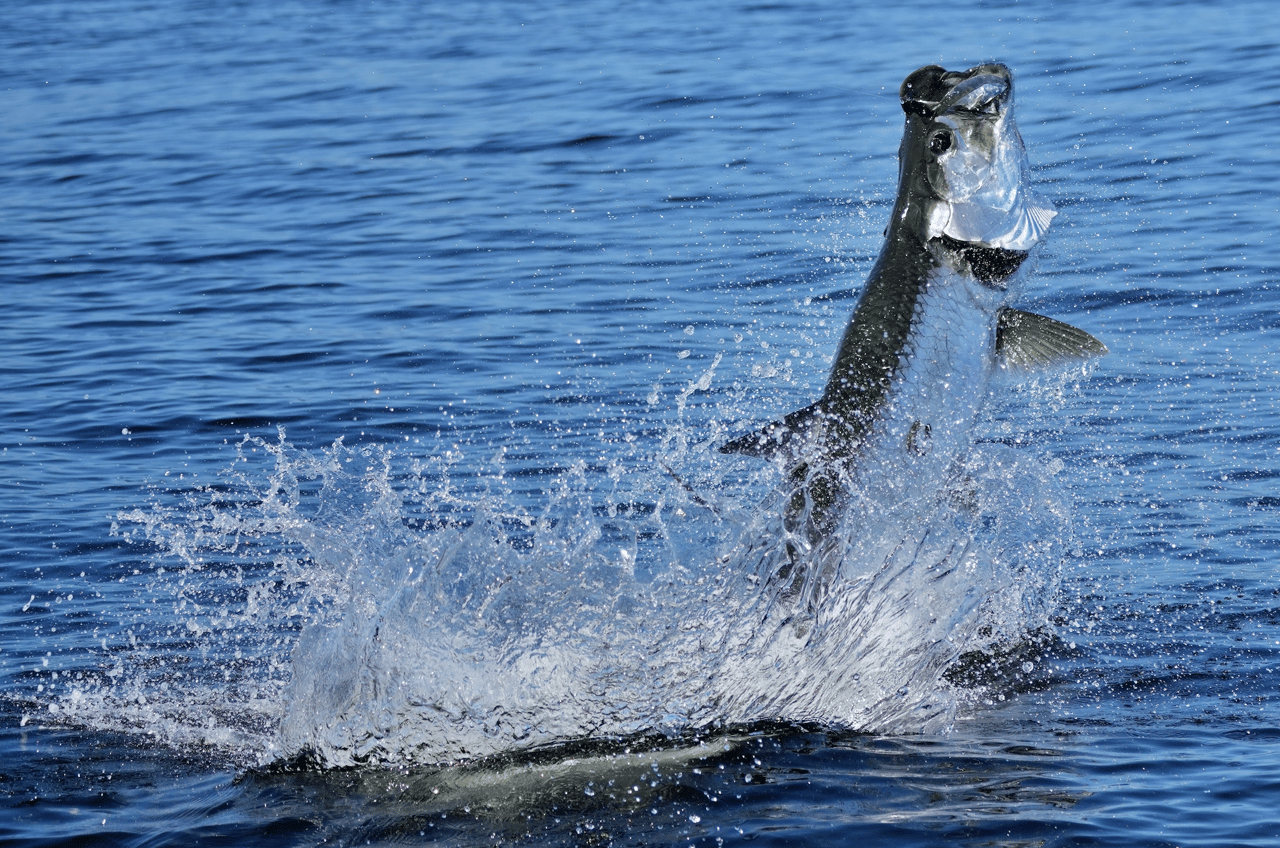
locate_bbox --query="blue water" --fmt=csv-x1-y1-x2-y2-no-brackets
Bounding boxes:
5,0,1280,844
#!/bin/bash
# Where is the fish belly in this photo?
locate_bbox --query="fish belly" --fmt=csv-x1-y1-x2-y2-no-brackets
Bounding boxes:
856,267,1000,510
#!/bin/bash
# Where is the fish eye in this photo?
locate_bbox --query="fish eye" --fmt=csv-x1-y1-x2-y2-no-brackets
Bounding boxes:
929,129,953,155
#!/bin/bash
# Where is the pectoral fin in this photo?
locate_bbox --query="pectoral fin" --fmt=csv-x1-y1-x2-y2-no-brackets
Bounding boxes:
996,308,1108,371
720,402,824,459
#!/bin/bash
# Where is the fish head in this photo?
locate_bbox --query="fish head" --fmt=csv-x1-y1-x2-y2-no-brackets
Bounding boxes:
894,63,1055,252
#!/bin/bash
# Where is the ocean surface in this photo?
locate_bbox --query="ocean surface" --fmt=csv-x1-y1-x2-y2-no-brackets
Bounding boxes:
4,0,1280,845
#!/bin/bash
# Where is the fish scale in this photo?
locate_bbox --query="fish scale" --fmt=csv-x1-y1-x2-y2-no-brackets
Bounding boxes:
867,261,1001,496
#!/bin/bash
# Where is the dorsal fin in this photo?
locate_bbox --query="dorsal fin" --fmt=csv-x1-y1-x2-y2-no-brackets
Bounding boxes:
996,308,1108,371
719,402,825,459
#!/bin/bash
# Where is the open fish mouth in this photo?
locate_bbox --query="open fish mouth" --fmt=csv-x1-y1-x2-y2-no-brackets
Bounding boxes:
902,64,1012,118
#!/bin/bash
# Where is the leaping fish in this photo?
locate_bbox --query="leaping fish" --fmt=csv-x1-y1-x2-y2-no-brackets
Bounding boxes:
721,63,1106,578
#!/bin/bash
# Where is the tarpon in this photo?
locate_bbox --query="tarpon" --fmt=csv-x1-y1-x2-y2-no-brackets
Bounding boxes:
721,64,1106,588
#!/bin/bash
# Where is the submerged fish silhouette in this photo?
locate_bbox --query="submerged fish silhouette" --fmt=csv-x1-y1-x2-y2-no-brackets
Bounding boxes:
722,63,1106,559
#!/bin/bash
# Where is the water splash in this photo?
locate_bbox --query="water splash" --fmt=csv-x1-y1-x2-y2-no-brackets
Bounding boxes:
49,368,1071,768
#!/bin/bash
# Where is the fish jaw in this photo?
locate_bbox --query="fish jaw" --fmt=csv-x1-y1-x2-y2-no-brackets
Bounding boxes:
897,63,1056,252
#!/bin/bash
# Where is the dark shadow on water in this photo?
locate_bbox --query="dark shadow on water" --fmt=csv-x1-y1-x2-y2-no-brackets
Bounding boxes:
232,719,1093,847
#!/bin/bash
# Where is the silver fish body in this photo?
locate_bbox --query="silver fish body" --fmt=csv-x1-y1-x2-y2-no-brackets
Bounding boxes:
722,64,1106,580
